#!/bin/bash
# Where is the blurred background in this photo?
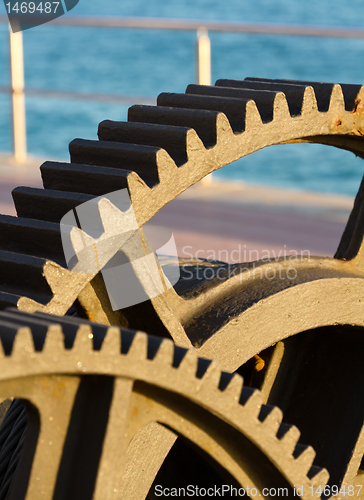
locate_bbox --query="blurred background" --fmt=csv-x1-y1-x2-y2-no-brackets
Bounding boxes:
1,0,364,195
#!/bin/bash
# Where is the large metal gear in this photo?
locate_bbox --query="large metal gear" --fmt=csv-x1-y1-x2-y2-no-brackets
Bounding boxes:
1,77,363,330
0,77,364,494
0,310,330,499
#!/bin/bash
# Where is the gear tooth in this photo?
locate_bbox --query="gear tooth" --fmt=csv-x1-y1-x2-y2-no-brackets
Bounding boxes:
98,119,209,172
339,83,364,111
239,388,264,417
0,337,5,358
96,198,125,237
157,92,247,133
258,405,283,433
100,327,122,356
301,86,318,114
128,105,222,147
199,360,222,387
277,423,301,455
72,324,94,352
0,250,52,306
43,324,65,353
308,466,330,490
185,128,206,157
293,444,316,475
155,148,178,183
154,338,175,365
222,373,244,401
0,291,21,310
329,84,345,112
12,327,35,356
176,349,199,376
41,161,131,196
272,93,291,121
69,138,161,187
126,331,148,360
215,112,234,138
245,100,263,129
187,83,278,124
0,215,64,265
12,186,92,223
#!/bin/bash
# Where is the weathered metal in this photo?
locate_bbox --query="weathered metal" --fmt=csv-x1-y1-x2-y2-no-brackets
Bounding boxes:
0,310,328,499
0,77,363,496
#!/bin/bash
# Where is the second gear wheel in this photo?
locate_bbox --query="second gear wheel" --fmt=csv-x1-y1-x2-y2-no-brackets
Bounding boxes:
0,311,329,499
0,77,364,493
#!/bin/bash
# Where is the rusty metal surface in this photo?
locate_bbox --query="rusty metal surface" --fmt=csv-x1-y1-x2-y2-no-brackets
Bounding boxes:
0,311,330,499
0,77,363,496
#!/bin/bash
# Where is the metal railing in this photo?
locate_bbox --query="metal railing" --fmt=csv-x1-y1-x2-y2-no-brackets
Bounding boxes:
1,15,364,163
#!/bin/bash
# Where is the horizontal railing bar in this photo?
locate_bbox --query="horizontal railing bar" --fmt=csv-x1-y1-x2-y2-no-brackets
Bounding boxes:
0,85,156,105
1,15,364,38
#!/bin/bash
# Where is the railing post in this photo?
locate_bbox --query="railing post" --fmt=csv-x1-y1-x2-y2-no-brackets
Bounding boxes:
196,28,211,86
196,28,213,184
9,24,27,163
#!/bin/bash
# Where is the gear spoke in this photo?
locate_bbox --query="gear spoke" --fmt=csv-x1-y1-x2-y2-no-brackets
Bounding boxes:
0,375,81,500
120,423,177,500
94,378,134,500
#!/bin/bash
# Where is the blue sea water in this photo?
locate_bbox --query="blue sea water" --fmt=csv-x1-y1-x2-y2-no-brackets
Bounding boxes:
1,0,364,195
